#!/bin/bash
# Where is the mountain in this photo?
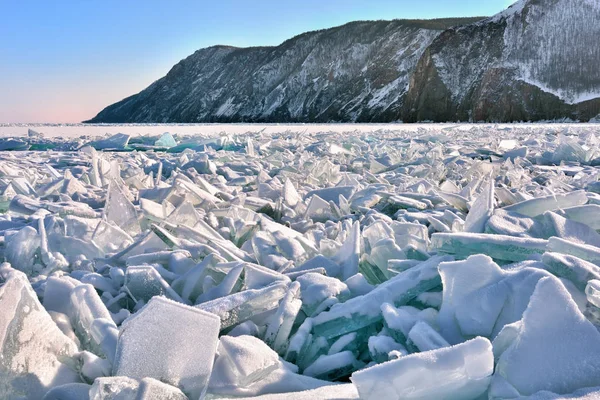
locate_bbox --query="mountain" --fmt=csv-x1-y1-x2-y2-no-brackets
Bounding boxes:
86,18,483,123
87,0,600,123
403,0,600,122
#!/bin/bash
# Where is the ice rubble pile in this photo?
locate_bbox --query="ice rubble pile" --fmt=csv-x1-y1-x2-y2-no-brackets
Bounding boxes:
1,125,600,399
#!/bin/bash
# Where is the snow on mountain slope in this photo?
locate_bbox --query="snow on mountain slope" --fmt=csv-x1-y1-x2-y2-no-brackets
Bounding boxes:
89,0,600,123
501,0,600,104
404,0,600,122
86,19,482,123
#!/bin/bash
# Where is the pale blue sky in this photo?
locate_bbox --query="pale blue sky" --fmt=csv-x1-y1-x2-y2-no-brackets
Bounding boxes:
0,1,514,123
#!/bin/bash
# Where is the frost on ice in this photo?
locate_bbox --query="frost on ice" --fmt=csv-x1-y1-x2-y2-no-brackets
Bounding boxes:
1,124,600,399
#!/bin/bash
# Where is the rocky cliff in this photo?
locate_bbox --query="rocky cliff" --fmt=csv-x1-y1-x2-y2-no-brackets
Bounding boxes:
88,0,600,123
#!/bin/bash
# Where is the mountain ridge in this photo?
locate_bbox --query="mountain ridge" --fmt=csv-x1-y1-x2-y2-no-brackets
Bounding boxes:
87,2,600,123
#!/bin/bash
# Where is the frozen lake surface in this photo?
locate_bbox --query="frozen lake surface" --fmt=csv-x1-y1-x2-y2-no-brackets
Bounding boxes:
1,122,599,139
1,122,600,399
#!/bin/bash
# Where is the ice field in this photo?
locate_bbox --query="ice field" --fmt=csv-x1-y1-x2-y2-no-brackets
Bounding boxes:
2,124,600,399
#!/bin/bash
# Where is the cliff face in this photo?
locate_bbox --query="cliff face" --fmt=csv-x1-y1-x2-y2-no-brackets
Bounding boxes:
404,0,600,122
86,18,482,123
88,1,600,123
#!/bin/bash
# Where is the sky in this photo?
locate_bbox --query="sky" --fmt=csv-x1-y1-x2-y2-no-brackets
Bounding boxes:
0,0,515,123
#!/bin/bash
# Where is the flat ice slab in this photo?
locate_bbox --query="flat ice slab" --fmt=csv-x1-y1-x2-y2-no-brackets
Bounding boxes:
114,297,220,399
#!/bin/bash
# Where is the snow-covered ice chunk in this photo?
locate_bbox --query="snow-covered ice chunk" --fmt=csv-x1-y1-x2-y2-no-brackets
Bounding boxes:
209,333,334,398
492,276,600,397
88,376,187,399
0,265,80,399
368,334,407,363
406,320,450,352
541,211,600,247
541,252,600,291
216,335,280,387
136,377,189,399
381,303,439,344
42,383,91,400
547,237,600,265
88,376,139,400
114,297,220,399
351,337,493,400
303,351,363,381
208,384,359,400
514,386,600,399
502,191,588,218
438,254,554,343
296,273,350,316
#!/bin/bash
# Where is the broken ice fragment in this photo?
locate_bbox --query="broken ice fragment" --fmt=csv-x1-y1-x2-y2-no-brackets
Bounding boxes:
88,376,187,399
103,182,140,236
437,254,554,344
114,297,220,399
124,265,185,304
196,264,244,304
217,335,280,387
88,133,130,151
432,232,547,262
0,137,29,150
406,321,450,352
91,220,134,254
331,221,360,280
502,190,588,218
69,284,118,358
197,282,289,330
351,337,493,400
264,281,302,354
305,186,356,206
282,179,302,208
311,255,452,340
4,226,42,276
303,351,363,381
154,132,177,148
0,265,80,399
43,383,92,400
559,204,600,231
547,237,600,265
541,252,600,291
464,177,494,233
492,276,600,397
205,384,360,400
586,280,600,308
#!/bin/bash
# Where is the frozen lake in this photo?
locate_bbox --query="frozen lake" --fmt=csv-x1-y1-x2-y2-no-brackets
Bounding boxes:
2,121,600,399
0,122,598,139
